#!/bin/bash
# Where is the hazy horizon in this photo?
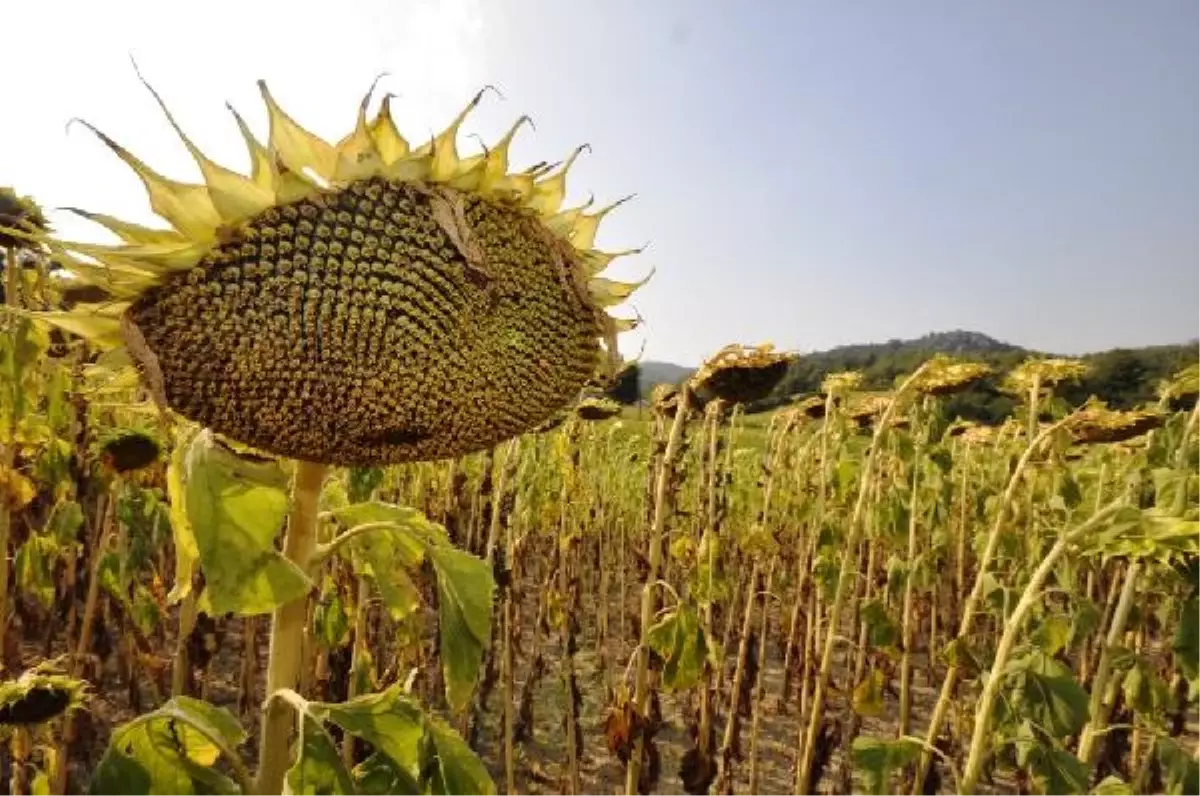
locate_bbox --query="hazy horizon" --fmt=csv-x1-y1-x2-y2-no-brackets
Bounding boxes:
3,0,1197,365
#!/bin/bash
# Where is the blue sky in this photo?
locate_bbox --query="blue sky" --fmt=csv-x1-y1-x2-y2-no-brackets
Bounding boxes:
4,0,1196,365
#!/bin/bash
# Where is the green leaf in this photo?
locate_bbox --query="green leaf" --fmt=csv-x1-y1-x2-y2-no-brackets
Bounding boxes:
1091,775,1133,795
354,752,420,795
860,598,900,649
428,545,494,713
1173,597,1199,681
1059,474,1083,509
181,431,310,615
50,500,85,545
286,707,354,795
851,736,920,795
1032,615,1072,657
852,669,886,718
1157,737,1200,795
314,582,350,649
310,685,495,795
88,697,246,795
1005,652,1090,738
1027,745,1089,795
1122,656,1169,715
645,604,708,691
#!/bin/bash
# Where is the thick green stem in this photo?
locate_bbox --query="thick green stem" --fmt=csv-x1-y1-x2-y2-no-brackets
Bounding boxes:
959,501,1123,793
255,460,328,795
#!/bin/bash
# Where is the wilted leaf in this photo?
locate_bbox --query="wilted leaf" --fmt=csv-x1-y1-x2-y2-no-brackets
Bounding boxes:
89,697,245,795
646,604,708,691
1091,775,1133,795
181,431,310,615
852,669,886,718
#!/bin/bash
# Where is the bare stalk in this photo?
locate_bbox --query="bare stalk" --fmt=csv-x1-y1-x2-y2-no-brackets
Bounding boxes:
795,362,932,793
625,388,691,795
255,460,328,795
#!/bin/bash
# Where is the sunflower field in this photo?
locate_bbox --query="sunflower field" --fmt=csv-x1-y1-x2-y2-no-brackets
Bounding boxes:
0,79,1197,796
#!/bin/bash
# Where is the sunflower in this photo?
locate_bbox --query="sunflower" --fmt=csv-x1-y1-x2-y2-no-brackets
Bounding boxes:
690,343,795,405
0,187,48,252
651,383,683,416
1071,400,1165,445
0,665,88,728
820,370,863,396
913,355,991,396
575,394,622,421
1004,357,1088,394
15,77,647,466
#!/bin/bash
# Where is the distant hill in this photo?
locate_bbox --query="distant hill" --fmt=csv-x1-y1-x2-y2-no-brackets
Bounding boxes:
636,329,1198,422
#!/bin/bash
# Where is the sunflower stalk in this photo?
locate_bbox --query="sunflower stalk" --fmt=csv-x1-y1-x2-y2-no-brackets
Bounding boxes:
959,500,1126,793
1077,559,1141,766
624,386,690,795
795,362,932,794
910,412,1078,793
255,460,328,795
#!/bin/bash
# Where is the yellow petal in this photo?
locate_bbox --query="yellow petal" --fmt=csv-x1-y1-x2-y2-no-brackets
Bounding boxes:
608,315,640,333
479,116,533,193
446,153,486,191
382,153,432,182
135,67,274,225
258,80,338,181
334,80,386,183
545,197,594,237
588,268,654,308
570,195,634,250
528,145,589,216
65,208,185,246
51,253,159,297
77,120,221,242
577,246,645,277
368,94,410,165
227,104,275,193
428,87,494,182
56,239,209,274
24,303,130,349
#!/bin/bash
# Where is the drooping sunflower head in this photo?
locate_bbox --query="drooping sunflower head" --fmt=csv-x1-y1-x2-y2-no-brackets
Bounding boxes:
790,394,827,420
575,393,622,421
1158,363,1199,410
820,370,863,397
690,343,795,405
22,76,647,466
1071,399,1165,445
0,664,88,729
0,187,48,251
1005,357,1088,395
96,427,163,474
913,355,991,397
651,383,683,417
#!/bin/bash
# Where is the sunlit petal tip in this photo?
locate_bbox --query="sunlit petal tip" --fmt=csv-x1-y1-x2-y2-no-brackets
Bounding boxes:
368,94,410,165
529,144,591,216
258,79,338,180
587,267,654,308
570,194,636,250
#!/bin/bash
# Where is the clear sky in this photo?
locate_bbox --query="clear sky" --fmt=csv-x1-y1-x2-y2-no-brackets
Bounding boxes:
4,0,1197,366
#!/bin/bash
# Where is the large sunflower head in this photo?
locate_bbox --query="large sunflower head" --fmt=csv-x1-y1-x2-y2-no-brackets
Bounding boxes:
20,77,647,466
1005,357,1088,394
